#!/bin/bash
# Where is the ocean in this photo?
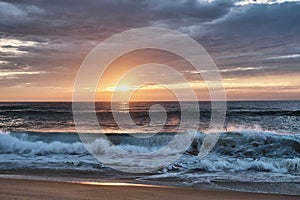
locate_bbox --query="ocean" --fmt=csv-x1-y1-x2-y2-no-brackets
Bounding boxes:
0,101,299,195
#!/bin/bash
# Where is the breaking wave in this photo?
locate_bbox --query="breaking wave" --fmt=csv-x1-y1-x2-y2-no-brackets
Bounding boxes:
0,128,299,173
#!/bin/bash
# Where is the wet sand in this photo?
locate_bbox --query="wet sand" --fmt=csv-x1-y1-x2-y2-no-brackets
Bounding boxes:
0,178,298,200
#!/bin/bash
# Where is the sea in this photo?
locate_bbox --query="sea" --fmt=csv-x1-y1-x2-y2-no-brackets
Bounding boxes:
0,101,299,195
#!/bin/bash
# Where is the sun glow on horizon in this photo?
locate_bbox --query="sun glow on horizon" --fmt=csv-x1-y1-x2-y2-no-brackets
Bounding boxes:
112,85,132,92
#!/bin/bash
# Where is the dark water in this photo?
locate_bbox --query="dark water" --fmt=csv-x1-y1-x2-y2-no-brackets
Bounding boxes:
0,101,299,195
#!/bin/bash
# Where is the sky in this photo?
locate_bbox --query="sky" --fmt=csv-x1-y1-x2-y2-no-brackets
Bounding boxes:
0,0,300,101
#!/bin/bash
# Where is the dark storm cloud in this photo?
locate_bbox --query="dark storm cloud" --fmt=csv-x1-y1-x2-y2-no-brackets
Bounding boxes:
198,2,300,78
210,2,300,35
0,0,234,39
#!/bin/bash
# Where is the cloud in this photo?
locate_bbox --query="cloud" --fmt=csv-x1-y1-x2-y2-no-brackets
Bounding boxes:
0,1,43,17
0,1,43,27
0,0,299,100
0,70,42,78
196,2,300,79
265,54,300,60
0,38,39,57
0,0,235,40
237,0,300,5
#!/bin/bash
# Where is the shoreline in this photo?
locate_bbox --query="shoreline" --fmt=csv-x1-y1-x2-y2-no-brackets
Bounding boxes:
0,175,299,200
0,177,299,200
1,172,300,196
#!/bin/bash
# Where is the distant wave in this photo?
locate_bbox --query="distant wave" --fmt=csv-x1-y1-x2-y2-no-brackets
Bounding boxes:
226,110,300,116
2,109,300,116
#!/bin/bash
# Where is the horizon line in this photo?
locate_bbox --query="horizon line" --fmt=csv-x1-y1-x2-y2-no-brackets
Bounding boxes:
0,99,299,103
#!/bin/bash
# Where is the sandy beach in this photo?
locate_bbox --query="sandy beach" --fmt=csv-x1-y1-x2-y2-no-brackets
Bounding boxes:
0,178,298,200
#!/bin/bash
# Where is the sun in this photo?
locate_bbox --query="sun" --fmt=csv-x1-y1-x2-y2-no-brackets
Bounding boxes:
114,85,131,92
98,84,134,93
